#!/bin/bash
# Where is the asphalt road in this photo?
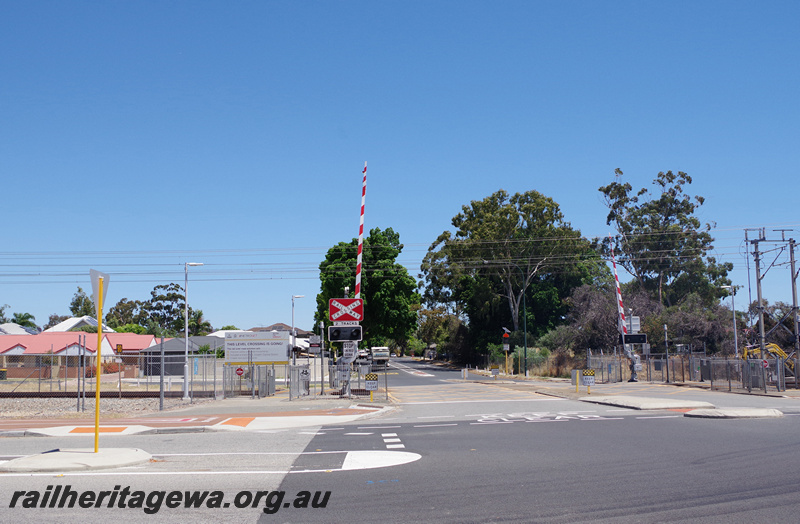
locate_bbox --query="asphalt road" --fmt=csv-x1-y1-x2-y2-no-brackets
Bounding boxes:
2,357,800,523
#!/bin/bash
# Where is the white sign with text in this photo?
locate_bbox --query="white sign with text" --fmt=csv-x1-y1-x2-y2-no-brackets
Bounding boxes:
225,331,290,364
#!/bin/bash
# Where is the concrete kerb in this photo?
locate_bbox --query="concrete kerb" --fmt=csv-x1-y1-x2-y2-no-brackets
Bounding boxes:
579,395,715,411
685,408,784,419
0,448,152,473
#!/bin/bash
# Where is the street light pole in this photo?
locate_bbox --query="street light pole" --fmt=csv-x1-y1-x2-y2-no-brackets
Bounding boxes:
722,285,739,358
292,295,304,366
184,262,203,400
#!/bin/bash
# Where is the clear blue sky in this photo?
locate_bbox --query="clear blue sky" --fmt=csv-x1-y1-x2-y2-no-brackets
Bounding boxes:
1,1,798,331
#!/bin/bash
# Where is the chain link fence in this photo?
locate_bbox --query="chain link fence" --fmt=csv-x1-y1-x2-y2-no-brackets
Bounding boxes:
702,357,799,393
0,353,237,405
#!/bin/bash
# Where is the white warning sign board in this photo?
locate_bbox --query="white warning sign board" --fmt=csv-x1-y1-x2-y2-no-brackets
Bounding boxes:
225,331,290,365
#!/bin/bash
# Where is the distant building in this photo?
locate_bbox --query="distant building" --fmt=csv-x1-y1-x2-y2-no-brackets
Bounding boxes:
43,316,115,333
250,323,312,337
0,323,37,335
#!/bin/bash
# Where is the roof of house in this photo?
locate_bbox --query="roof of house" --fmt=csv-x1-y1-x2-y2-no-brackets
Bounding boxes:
188,335,226,349
0,323,37,335
250,323,311,336
208,329,252,338
139,338,203,353
104,333,156,352
43,316,115,333
0,332,98,355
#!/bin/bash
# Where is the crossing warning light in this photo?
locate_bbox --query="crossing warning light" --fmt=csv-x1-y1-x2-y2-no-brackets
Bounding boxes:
328,326,362,342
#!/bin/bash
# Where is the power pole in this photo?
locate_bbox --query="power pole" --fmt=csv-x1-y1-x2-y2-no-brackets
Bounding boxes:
745,228,800,359
789,237,799,356
749,229,767,359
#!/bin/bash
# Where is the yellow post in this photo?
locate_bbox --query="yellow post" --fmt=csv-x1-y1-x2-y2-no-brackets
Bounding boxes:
94,277,104,453
370,391,373,402
576,374,579,393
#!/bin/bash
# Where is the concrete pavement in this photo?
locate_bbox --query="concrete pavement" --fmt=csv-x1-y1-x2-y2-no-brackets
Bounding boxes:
472,372,790,418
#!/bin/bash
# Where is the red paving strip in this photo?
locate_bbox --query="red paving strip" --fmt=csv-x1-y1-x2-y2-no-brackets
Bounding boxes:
70,427,127,433
220,417,255,427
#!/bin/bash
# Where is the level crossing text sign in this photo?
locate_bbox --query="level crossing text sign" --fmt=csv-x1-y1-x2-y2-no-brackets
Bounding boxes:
342,341,357,360
582,369,596,386
329,298,363,322
225,331,290,365
365,373,378,391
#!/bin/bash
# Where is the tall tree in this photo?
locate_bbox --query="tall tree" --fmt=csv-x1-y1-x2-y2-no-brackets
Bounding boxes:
421,189,606,335
314,227,420,348
141,283,186,335
0,304,9,323
105,298,145,328
69,286,95,317
599,169,731,307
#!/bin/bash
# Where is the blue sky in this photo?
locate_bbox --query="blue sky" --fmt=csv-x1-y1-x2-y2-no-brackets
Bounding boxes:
1,1,798,332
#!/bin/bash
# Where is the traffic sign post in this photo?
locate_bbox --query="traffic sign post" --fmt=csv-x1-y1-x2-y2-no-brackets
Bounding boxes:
582,369,596,394
365,372,378,402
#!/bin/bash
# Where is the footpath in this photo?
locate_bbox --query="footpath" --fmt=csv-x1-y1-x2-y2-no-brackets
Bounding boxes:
476,372,793,418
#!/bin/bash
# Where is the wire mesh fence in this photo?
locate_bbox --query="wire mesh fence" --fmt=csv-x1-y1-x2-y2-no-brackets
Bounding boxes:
0,353,225,399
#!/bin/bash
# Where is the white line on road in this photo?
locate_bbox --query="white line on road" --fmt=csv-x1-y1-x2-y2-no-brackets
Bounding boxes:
413,423,459,428
636,415,682,419
401,398,564,405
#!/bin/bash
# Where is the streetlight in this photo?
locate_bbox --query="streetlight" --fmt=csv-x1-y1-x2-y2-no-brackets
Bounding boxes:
184,262,203,400
722,285,739,358
291,295,304,365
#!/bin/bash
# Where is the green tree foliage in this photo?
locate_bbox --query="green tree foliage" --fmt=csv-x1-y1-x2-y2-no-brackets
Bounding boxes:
69,286,95,317
420,189,609,360
11,311,37,330
0,304,9,323
188,309,213,336
314,227,421,349
113,323,147,334
220,325,239,331
598,169,731,307
105,298,145,328
543,283,733,357
141,283,186,335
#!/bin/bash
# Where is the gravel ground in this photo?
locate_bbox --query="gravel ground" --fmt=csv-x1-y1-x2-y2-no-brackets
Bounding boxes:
0,397,215,419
